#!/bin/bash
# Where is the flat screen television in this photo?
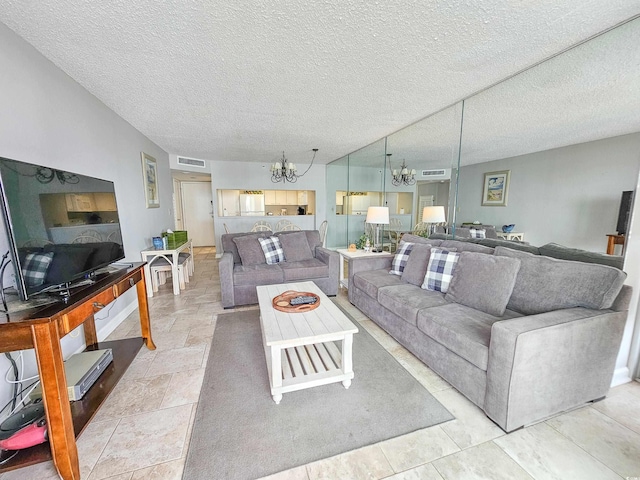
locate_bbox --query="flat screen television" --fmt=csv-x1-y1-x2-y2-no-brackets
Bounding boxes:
616,190,634,235
0,156,125,301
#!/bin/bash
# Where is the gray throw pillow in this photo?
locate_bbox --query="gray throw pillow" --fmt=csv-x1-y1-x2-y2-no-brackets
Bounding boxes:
232,235,267,266
401,243,432,286
277,231,314,261
494,246,627,314
445,252,521,316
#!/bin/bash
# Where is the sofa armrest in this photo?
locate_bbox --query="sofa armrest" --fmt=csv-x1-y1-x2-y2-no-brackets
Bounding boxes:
315,247,340,291
485,307,627,432
347,255,394,302
219,252,235,308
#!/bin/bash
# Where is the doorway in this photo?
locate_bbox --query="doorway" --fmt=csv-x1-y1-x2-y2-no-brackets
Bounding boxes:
181,182,216,247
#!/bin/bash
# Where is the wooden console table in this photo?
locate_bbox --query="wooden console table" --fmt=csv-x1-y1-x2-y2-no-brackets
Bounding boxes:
0,263,155,480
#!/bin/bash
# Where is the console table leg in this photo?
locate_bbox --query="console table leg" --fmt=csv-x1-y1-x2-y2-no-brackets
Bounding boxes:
31,322,80,480
136,276,156,350
83,314,98,348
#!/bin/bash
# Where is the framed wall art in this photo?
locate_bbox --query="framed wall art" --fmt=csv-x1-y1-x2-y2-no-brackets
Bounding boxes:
482,170,510,206
141,152,160,208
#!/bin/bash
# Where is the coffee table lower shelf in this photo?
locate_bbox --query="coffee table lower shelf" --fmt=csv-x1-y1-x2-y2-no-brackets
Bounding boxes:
0,337,143,473
263,337,354,404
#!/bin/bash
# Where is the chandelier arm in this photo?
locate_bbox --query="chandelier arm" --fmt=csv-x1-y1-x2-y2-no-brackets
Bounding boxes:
294,149,318,178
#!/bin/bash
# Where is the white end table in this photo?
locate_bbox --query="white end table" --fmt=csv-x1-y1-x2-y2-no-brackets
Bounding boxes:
336,248,392,289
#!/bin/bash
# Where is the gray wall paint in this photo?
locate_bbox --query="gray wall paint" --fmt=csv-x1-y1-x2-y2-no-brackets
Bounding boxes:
0,24,172,410
456,133,640,252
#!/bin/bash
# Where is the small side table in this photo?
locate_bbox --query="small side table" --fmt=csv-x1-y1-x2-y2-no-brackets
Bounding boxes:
606,234,625,255
496,232,525,242
336,248,392,289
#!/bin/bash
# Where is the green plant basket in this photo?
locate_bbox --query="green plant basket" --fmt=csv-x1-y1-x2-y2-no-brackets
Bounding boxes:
162,230,188,249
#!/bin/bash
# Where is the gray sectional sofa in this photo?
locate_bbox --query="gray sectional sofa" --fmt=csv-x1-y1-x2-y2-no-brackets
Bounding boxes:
347,234,630,432
219,230,339,308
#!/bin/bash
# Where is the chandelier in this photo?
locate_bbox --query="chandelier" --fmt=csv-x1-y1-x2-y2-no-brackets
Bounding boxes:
388,154,416,186
270,149,318,183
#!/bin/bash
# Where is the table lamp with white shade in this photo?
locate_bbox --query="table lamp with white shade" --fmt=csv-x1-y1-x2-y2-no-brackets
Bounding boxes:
366,206,390,252
422,206,446,237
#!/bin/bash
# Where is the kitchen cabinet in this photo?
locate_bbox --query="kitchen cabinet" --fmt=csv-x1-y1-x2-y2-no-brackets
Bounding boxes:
264,190,276,205
275,190,287,205
297,191,307,204
66,193,96,212
286,191,298,205
94,193,117,211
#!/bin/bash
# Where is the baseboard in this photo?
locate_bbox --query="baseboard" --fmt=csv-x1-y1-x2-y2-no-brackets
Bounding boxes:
611,366,632,387
71,298,139,356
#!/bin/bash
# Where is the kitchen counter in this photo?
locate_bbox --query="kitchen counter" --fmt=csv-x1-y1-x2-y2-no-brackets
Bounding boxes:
49,223,121,243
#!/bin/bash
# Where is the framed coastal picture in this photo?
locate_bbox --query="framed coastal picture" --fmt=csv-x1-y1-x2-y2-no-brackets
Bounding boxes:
141,152,160,208
482,170,510,206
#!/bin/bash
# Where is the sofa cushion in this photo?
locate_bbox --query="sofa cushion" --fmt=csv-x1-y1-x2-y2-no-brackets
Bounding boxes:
495,246,627,314
281,258,329,281
277,231,314,261
476,238,540,255
389,242,414,275
353,269,404,299
233,263,284,286
445,252,521,316
440,240,494,254
401,243,433,286
232,234,269,266
469,228,486,239
258,236,285,265
538,242,624,270
378,284,447,327
416,303,522,371
422,248,460,293
223,232,265,264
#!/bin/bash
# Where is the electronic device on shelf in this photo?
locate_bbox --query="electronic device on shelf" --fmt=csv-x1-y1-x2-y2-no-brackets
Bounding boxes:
0,156,126,302
30,349,114,402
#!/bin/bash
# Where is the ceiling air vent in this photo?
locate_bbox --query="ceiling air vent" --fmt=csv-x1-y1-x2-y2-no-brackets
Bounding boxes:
421,169,446,177
177,156,206,168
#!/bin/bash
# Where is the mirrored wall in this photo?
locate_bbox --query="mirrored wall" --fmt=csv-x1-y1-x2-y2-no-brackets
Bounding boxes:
326,16,640,257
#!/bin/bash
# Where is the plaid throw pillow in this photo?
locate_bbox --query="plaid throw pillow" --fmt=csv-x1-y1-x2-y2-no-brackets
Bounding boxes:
258,236,285,265
469,228,486,239
389,242,414,275
22,252,54,287
422,248,460,293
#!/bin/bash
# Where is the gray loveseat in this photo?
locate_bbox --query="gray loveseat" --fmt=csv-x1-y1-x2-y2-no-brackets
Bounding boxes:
347,234,630,432
219,230,339,308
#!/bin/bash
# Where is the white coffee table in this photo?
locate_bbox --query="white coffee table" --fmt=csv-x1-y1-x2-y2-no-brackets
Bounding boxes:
256,281,359,404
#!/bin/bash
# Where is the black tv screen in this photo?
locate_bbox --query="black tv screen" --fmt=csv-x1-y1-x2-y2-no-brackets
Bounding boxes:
616,190,634,235
0,157,125,300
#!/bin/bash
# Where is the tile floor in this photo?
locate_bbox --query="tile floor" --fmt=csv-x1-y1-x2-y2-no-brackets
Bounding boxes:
3,246,640,480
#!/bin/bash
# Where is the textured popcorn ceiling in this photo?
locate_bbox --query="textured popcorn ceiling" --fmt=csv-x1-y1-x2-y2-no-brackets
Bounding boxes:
0,1,639,166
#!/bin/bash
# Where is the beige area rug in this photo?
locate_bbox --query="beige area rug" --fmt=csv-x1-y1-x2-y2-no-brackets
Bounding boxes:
182,307,453,480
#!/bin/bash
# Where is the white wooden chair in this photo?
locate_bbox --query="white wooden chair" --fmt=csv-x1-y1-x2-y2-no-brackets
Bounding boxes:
279,223,301,231
106,230,121,243
72,231,102,244
318,220,328,247
251,221,272,232
275,219,292,232
388,218,403,252
223,223,231,233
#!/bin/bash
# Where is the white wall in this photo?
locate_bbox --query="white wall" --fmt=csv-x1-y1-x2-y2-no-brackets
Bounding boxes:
0,24,173,414
208,160,327,249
